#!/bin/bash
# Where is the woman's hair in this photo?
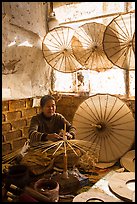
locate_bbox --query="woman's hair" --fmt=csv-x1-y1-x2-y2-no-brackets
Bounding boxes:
40,95,55,108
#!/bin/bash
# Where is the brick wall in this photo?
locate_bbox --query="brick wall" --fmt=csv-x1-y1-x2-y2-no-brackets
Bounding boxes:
2,98,40,156
2,95,135,156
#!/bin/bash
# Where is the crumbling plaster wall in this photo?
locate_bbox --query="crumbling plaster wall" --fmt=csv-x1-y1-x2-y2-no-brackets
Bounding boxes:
2,2,52,100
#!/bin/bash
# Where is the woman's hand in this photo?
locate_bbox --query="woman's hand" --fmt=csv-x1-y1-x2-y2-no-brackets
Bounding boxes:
47,133,62,141
59,130,73,140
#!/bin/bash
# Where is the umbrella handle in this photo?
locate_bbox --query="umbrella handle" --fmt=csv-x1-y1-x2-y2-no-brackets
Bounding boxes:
91,124,102,129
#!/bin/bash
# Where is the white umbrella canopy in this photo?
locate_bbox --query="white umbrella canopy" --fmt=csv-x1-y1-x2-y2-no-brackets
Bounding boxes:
103,12,135,70
72,94,135,163
71,22,113,72
42,26,82,73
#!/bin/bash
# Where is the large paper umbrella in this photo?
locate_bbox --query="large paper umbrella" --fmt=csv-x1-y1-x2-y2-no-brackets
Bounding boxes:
42,26,82,73
71,22,113,72
103,12,135,70
72,94,135,162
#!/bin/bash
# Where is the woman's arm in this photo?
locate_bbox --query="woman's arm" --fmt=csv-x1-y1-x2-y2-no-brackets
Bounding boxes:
28,116,47,145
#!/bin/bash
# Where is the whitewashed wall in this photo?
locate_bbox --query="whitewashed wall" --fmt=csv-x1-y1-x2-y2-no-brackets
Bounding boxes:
2,2,52,100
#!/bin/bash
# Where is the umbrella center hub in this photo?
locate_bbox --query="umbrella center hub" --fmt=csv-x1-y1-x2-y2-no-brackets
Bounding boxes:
91,44,98,52
61,47,71,56
96,122,106,132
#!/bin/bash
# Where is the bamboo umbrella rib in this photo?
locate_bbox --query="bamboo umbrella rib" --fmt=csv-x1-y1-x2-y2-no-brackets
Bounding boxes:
126,46,132,69
47,52,62,63
102,135,109,161
43,51,60,58
78,132,97,141
51,55,64,70
121,47,130,68
86,50,95,67
81,26,92,44
66,54,74,72
65,27,70,47
64,56,67,72
105,130,128,155
108,43,129,58
103,95,109,121
42,141,62,153
104,32,126,42
106,128,129,147
99,94,103,121
85,101,99,122
53,141,64,156
79,104,98,123
93,23,97,44
106,103,125,123
76,129,96,135
110,128,134,140
107,110,132,125
45,36,62,48
56,28,64,46
59,55,65,72
102,132,117,161
105,97,117,121
69,52,81,68
77,125,98,130
68,141,87,153
97,51,106,69
66,141,79,156
128,46,132,67
112,49,128,66
90,97,101,121
113,18,129,39
109,120,134,127
50,32,63,47
65,56,73,72
110,127,134,131
67,54,77,72
43,43,60,49
75,112,97,124
130,13,132,37
80,49,94,64
104,43,129,51
80,132,98,145
73,142,92,153
80,26,92,44
121,15,130,37
75,30,91,45
107,130,134,147
84,24,94,43
105,27,125,42
107,26,127,41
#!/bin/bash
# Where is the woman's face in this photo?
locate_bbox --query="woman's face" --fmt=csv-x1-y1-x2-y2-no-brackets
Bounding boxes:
42,99,56,117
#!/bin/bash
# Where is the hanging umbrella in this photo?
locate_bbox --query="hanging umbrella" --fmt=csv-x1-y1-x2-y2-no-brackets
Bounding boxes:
132,32,135,53
103,12,135,70
72,94,135,163
71,22,113,72
42,26,82,73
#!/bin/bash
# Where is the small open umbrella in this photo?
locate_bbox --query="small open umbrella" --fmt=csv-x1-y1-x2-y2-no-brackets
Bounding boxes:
103,12,135,70
72,94,135,162
71,22,113,72
42,26,82,73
